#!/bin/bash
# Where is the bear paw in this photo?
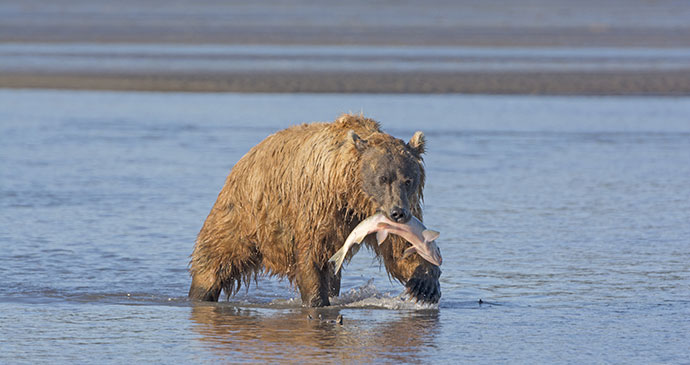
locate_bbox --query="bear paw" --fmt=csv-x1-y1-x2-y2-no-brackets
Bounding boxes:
405,264,441,304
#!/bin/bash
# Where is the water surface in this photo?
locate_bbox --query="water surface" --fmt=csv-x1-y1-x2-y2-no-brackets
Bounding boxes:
1,90,689,363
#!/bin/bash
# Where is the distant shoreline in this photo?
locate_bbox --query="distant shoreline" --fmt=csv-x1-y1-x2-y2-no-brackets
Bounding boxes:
2,0,690,94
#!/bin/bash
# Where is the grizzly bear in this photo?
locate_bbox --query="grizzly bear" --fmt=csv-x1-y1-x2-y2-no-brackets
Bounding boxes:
188,114,441,306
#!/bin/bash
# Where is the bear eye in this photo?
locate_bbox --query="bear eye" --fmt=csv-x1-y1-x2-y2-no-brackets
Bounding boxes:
404,179,412,187
379,176,388,185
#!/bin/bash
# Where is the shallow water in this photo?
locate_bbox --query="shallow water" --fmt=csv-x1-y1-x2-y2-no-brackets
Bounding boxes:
1,90,689,363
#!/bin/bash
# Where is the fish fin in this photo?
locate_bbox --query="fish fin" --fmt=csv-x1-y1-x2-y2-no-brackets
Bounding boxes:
402,246,416,259
376,230,388,245
422,230,440,242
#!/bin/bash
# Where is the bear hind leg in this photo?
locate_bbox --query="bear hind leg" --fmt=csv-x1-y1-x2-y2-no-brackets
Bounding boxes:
189,244,262,302
189,269,222,301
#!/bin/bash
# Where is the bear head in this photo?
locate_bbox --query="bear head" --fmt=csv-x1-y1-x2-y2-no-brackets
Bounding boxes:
347,129,426,223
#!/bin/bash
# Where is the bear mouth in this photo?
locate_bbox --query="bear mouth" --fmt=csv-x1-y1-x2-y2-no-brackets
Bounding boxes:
376,208,411,224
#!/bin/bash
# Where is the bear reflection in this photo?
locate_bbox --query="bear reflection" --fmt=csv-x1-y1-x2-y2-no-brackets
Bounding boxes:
190,304,439,363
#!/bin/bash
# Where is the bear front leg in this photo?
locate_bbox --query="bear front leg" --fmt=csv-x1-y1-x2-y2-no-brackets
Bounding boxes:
326,263,342,298
380,240,442,304
295,260,332,307
405,261,441,304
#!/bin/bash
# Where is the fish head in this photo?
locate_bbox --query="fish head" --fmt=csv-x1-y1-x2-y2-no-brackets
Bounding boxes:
377,223,442,267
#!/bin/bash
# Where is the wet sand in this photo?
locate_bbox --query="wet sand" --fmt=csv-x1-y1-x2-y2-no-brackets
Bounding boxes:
2,0,690,94
3,70,689,95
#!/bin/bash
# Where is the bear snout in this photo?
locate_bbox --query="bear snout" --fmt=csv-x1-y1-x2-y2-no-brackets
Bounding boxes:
389,206,410,223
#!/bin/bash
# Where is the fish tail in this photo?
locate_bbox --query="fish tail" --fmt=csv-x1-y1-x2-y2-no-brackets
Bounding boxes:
328,245,348,275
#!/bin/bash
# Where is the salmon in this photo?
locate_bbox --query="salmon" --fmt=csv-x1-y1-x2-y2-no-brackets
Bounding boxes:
329,213,442,274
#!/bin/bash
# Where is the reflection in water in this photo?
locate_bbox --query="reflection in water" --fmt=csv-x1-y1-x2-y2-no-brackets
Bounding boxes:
190,304,440,363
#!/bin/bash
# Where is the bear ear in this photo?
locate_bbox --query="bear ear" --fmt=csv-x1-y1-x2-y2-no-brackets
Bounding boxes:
408,131,426,155
347,130,368,151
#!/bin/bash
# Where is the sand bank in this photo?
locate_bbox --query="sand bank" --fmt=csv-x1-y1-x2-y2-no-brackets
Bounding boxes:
1,0,689,94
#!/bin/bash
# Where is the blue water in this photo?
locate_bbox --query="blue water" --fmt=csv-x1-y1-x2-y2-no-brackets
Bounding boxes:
1,90,689,363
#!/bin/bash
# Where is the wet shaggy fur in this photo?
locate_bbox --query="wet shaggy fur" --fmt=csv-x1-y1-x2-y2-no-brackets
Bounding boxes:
188,114,441,306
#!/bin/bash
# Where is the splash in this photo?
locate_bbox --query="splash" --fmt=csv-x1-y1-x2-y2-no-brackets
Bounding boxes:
267,279,438,309
329,279,439,310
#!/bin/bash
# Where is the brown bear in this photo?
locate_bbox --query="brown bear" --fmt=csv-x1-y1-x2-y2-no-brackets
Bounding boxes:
188,114,441,306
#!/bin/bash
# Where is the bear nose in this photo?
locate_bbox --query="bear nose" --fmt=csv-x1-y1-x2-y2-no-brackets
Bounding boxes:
389,207,409,223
